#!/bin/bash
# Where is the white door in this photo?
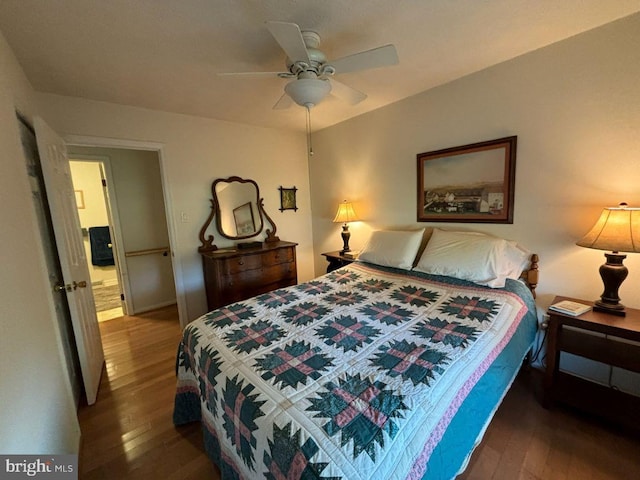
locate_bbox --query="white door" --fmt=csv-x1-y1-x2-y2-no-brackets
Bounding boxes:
35,117,105,405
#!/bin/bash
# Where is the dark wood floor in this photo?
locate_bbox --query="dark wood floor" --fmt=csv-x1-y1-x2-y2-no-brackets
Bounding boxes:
78,306,640,479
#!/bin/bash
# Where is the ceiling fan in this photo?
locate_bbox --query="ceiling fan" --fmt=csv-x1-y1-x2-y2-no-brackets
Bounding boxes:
219,21,399,110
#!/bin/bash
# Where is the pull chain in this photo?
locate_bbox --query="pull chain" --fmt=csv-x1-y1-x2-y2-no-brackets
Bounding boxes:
306,105,314,157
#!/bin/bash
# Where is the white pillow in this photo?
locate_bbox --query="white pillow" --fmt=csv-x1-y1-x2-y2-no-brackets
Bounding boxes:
501,240,532,280
358,229,425,270
413,229,530,288
433,231,531,280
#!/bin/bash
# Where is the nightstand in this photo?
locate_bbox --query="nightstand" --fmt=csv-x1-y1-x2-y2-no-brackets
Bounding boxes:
544,295,640,431
321,251,356,273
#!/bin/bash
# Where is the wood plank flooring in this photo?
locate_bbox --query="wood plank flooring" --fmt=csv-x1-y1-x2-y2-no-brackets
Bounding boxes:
458,369,640,480
77,305,219,479
78,306,640,479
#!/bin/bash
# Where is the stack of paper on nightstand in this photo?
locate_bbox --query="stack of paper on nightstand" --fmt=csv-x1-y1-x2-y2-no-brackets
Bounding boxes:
549,300,592,316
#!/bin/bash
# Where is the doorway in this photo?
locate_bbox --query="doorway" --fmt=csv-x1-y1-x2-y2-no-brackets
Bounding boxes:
68,146,178,319
24,117,180,406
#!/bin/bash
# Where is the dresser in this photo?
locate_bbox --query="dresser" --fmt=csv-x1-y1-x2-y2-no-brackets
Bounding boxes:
201,241,297,311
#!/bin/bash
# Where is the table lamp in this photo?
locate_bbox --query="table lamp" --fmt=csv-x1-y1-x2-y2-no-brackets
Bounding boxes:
333,200,359,254
576,202,640,316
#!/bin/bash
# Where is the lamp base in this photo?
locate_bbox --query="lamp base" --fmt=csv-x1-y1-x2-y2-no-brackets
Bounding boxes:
340,224,351,254
594,252,628,317
593,302,626,317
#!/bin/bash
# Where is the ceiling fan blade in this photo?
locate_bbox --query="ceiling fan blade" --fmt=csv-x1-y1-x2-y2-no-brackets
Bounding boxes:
329,44,398,74
217,71,288,78
273,92,294,110
266,21,310,64
329,78,367,105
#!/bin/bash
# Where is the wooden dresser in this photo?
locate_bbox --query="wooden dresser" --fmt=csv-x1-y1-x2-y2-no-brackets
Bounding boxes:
201,241,297,310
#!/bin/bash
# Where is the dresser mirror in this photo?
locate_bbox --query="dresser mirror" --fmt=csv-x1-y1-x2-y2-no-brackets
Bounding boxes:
198,176,279,252
215,178,263,238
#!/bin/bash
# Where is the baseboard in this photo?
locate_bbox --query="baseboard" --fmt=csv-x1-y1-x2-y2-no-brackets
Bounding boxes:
132,300,177,315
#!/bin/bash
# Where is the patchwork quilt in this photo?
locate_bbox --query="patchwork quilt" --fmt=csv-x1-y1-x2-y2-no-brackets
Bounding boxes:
174,262,535,479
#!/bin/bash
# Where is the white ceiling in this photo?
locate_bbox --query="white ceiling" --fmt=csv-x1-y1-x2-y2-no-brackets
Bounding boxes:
1,1,639,132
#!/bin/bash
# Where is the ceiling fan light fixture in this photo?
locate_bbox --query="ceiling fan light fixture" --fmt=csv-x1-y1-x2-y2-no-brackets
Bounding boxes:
285,78,331,108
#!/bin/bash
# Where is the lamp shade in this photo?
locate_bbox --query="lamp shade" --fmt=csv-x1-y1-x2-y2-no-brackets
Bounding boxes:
576,203,640,253
333,201,359,224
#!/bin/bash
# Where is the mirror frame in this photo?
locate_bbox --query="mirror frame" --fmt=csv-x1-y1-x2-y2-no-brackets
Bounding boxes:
198,176,279,252
214,177,262,240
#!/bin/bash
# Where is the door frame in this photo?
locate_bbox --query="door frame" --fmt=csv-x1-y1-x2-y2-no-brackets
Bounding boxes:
64,135,187,327
69,154,132,315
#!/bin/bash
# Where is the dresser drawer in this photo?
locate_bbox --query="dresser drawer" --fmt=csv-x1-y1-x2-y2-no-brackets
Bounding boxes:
222,263,296,291
263,247,295,266
218,246,295,275
220,254,263,274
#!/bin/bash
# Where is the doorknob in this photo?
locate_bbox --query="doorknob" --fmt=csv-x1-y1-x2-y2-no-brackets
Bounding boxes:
54,282,72,293
54,281,87,292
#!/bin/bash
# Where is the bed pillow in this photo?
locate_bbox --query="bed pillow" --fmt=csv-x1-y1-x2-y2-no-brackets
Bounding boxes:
432,230,531,280
413,229,530,287
357,229,425,270
501,240,532,281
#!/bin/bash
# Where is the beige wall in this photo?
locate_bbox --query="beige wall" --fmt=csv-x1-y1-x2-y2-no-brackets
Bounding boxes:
0,31,80,453
36,94,314,322
310,13,640,312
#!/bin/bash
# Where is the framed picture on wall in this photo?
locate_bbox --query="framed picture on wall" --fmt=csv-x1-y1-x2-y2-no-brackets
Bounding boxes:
417,136,517,223
279,186,298,212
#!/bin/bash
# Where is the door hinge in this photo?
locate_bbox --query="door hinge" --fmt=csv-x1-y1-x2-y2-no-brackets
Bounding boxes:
102,178,107,187
120,293,125,301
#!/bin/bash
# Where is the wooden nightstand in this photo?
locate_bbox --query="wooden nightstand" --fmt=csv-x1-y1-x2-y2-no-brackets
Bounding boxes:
544,295,640,431
321,251,356,273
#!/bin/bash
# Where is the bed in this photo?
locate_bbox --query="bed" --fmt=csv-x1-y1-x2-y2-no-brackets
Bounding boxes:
174,229,539,479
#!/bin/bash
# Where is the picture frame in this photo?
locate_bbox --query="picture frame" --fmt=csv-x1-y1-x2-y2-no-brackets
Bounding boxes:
279,186,298,212
417,136,517,223
232,202,256,236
